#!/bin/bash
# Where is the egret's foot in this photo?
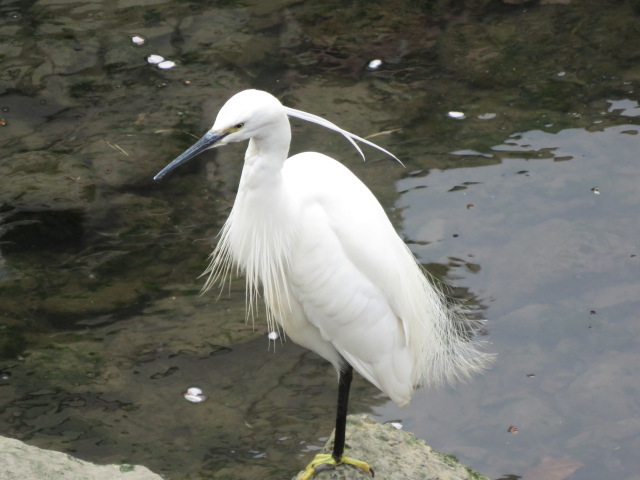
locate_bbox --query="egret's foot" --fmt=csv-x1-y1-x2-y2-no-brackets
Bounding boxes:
299,453,374,479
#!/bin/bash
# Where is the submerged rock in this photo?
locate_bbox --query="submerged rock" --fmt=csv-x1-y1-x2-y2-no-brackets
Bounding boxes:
0,436,163,480
292,414,488,480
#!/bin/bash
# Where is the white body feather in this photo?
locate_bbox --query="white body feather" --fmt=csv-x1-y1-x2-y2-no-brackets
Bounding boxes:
200,90,490,407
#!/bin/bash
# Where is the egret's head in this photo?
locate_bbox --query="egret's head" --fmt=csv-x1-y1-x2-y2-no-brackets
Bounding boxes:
211,89,287,145
153,89,286,181
154,89,400,181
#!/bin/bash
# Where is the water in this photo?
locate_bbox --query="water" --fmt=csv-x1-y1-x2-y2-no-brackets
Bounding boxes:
1,1,639,479
378,123,640,480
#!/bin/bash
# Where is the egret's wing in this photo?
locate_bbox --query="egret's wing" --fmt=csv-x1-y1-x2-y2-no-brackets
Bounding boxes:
281,152,417,404
283,106,404,166
280,153,491,405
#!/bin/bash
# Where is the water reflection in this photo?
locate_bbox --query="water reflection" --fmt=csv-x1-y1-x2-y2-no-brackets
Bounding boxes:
378,122,640,479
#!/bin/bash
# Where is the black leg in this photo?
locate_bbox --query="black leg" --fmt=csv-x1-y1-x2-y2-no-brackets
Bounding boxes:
299,362,372,479
331,363,353,463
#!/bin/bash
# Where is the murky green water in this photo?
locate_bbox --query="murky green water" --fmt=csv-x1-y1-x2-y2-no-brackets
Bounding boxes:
1,1,639,479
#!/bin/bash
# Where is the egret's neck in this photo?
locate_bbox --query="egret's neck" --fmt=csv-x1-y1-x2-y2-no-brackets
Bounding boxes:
231,115,295,260
241,117,291,189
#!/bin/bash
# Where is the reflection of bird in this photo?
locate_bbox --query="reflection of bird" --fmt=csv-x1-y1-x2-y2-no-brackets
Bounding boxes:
154,89,491,478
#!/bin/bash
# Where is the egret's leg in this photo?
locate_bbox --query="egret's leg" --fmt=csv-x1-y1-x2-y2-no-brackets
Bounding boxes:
332,363,352,461
298,365,374,479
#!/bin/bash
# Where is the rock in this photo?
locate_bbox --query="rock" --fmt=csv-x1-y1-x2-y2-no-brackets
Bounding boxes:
0,436,163,480
292,414,488,480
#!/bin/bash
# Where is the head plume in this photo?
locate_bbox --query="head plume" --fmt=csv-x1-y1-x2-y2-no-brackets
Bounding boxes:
282,106,403,166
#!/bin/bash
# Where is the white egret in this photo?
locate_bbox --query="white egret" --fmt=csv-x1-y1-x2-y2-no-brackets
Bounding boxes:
154,89,492,478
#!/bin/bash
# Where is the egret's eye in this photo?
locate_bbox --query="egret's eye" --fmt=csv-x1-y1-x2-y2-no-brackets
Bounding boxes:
233,122,244,130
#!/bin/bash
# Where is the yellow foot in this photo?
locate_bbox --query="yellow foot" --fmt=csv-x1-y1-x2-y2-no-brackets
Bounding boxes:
298,453,374,479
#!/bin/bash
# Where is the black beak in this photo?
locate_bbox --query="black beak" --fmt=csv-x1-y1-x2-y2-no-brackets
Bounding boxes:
153,131,230,180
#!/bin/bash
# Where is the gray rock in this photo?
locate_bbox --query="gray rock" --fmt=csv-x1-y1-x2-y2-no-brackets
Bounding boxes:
0,436,163,480
292,414,488,480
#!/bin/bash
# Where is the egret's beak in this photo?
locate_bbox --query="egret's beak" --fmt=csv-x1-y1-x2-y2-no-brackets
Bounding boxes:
153,131,230,180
